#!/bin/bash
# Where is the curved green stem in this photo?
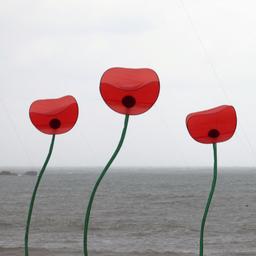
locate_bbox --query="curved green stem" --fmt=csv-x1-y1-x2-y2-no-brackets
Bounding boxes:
83,114,129,256
24,134,55,256
199,143,217,256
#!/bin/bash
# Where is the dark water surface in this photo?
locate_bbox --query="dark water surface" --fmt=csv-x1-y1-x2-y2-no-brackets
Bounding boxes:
0,168,256,255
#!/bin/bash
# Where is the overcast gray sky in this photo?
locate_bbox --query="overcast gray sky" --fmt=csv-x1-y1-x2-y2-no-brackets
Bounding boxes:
1,0,256,168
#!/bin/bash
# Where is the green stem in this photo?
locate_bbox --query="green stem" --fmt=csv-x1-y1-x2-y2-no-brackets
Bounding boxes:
83,114,129,256
24,134,55,256
199,143,217,256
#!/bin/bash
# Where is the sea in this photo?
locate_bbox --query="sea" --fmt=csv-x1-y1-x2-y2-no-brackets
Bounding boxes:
1,168,256,256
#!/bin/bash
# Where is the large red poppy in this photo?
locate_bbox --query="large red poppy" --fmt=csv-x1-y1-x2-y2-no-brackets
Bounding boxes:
100,67,160,115
186,105,237,144
29,95,79,135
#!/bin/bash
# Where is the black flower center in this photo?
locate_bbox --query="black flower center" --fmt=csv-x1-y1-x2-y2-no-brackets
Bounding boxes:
49,118,61,129
208,129,220,138
122,95,136,108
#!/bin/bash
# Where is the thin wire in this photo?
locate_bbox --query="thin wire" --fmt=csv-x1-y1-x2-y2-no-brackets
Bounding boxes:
178,0,229,100
0,100,32,166
24,134,56,256
83,114,129,256
178,0,256,166
199,143,217,256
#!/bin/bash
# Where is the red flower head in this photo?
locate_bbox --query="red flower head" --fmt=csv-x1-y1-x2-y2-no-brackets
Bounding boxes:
100,67,160,115
29,95,79,135
186,105,237,144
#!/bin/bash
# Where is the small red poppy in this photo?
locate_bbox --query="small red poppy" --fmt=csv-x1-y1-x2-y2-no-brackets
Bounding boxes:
29,95,79,135
186,105,237,144
100,67,160,115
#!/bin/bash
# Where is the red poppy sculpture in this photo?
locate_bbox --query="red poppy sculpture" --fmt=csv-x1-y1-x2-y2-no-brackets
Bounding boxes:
100,67,160,115
83,67,160,256
29,95,78,135
186,105,237,256
25,95,78,256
